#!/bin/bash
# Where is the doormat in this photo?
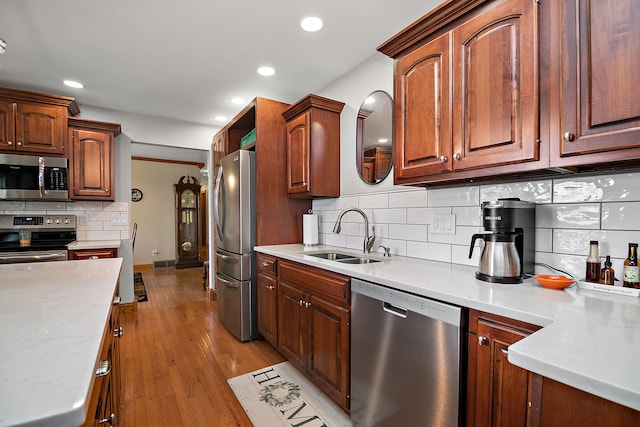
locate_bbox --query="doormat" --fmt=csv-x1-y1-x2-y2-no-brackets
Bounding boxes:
133,272,148,302
227,361,352,427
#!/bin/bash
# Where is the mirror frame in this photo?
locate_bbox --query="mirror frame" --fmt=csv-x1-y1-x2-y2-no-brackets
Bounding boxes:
356,90,393,185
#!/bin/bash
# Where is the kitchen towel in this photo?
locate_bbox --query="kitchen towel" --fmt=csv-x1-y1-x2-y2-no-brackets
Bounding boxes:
303,213,319,246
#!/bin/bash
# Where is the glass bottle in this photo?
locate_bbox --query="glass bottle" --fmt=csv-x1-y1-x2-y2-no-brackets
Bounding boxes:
623,243,640,288
585,240,601,283
599,255,615,286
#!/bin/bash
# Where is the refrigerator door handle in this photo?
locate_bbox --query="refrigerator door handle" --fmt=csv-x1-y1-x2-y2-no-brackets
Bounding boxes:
213,166,224,240
217,274,240,289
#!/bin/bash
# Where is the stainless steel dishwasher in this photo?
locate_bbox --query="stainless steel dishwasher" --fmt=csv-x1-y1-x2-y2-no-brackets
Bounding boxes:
351,278,464,427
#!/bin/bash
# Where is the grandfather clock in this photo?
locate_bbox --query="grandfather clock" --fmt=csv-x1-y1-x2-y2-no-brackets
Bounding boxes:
175,175,203,269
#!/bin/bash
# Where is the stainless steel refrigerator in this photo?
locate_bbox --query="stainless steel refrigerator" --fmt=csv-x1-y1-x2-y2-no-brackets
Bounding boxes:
213,149,257,342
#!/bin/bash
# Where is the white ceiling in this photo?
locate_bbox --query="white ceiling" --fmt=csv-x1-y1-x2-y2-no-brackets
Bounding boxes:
0,0,439,132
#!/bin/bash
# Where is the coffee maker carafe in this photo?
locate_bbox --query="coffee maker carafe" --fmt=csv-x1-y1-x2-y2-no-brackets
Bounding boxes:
469,198,536,284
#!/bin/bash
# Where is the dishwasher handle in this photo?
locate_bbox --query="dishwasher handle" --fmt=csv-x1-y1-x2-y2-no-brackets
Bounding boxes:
383,302,408,318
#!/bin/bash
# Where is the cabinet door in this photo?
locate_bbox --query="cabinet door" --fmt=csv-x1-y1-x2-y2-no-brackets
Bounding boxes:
15,102,67,155
71,128,115,200
552,0,640,165
468,315,536,427
0,101,15,150
307,294,350,411
286,112,311,195
212,131,227,168
277,282,307,371
257,272,278,348
395,32,452,183
452,0,539,171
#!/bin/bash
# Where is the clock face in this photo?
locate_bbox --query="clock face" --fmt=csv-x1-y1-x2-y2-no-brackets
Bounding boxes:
131,188,143,202
181,189,196,208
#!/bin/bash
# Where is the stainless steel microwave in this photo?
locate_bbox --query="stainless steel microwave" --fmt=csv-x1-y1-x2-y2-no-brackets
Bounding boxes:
0,153,69,200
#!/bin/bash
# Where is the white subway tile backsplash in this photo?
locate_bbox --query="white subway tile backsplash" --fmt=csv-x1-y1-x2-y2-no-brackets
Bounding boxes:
312,198,336,211
601,202,640,230
553,172,640,203
452,206,481,226
535,228,553,252
536,203,600,229
335,196,358,210
480,180,552,203
407,241,451,262
428,186,479,207
27,201,67,211
371,208,406,224
429,225,480,246
407,207,451,224
388,189,428,208
388,224,428,242
0,201,26,211
553,229,640,259
452,244,479,267
359,193,388,209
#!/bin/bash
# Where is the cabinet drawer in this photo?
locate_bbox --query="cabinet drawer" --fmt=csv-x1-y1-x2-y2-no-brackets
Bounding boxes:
257,253,277,276
279,260,350,305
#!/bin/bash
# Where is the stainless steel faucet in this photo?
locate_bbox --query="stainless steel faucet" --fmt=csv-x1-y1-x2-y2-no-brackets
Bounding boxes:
333,208,375,253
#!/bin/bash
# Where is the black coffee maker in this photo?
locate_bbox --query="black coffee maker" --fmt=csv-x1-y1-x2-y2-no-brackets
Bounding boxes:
469,198,536,283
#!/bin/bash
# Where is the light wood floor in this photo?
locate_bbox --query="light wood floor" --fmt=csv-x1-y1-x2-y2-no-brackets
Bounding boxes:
120,267,284,426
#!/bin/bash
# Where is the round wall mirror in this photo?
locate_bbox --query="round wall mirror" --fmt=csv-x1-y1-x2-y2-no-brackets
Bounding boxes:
356,90,393,184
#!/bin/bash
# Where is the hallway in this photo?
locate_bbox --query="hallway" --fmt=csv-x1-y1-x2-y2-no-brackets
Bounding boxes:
120,267,284,426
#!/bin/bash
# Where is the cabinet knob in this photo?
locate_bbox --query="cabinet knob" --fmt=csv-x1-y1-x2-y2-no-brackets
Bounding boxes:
439,155,448,163
105,188,109,192
305,301,311,308
113,326,123,338
266,285,275,290
98,413,116,425
96,359,111,377
478,336,489,346
89,256,99,260
563,132,576,142
7,141,12,145
16,141,22,146
453,153,461,161
299,299,303,306
113,296,121,305
261,261,269,267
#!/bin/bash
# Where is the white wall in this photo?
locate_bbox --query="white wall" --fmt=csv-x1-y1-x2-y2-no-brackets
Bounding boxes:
313,53,640,282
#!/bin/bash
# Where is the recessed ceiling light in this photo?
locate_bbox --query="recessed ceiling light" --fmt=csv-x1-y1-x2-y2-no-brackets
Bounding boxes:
63,80,84,89
257,66,276,77
300,16,323,32
214,116,227,122
230,97,246,105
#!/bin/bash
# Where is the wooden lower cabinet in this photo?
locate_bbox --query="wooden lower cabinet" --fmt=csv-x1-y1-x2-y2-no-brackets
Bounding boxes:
82,287,122,426
277,260,351,411
256,253,278,348
69,248,118,260
466,309,541,427
529,375,640,427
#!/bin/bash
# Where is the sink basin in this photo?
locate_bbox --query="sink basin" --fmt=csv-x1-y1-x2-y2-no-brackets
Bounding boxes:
336,258,381,264
305,251,355,260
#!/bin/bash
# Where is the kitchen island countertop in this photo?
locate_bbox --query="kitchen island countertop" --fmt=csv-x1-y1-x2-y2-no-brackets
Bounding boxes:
255,244,640,412
0,258,123,427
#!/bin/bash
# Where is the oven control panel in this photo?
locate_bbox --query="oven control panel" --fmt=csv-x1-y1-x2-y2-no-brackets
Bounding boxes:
0,215,76,230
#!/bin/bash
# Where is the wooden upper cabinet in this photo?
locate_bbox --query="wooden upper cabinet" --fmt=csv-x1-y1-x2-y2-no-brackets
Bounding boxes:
395,32,452,183
212,130,227,169
0,88,78,155
383,0,541,185
282,94,344,198
551,0,640,166
452,0,539,171
69,118,121,201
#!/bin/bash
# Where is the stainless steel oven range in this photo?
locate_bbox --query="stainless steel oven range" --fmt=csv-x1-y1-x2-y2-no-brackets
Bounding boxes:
0,214,76,263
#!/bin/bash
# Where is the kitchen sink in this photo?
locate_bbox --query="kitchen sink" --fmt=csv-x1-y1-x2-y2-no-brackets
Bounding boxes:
306,251,354,260
336,257,381,264
303,250,385,264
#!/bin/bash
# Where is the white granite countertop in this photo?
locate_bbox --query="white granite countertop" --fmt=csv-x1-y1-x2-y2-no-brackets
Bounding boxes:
67,240,122,250
255,244,640,412
0,258,123,427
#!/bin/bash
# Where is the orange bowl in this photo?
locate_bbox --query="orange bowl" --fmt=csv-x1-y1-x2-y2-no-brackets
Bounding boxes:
534,274,575,290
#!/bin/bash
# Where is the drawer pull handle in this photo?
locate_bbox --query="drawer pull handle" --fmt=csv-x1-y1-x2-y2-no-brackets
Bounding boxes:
113,326,123,338
261,261,269,267
96,359,111,377
478,336,489,346
563,132,576,142
98,413,115,425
